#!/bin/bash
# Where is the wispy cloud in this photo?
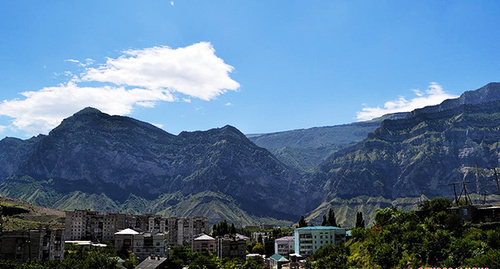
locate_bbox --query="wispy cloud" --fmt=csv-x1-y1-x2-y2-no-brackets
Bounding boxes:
356,82,458,121
170,1,174,6
0,42,239,136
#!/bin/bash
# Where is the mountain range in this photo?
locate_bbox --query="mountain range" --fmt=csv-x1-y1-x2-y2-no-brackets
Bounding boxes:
1,82,500,227
0,108,308,225
247,112,408,173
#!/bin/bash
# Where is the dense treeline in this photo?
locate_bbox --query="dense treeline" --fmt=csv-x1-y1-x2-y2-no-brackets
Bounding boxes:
309,198,500,268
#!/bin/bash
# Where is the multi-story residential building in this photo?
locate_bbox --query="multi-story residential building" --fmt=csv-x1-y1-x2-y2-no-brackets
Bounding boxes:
294,226,346,256
274,236,294,256
114,228,139,254
251,231,268,244
192,234,216,253
216,234,249,260
132,232,168,260
165,216,210,245
65,210,208,245
0,228,64,261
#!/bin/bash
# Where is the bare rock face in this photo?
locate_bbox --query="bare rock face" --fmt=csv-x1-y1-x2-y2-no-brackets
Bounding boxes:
314,83,500,200
1,107,308,221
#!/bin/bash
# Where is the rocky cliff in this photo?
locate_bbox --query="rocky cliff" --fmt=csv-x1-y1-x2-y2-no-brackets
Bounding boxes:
314,82,500,200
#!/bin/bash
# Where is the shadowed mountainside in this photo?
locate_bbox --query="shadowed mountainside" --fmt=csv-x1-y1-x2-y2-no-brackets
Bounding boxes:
0,108,310,225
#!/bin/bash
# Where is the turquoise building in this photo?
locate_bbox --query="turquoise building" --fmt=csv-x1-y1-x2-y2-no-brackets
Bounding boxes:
294,226,346,256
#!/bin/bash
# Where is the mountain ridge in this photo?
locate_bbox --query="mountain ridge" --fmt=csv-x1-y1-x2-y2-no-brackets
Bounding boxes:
1,108,309,223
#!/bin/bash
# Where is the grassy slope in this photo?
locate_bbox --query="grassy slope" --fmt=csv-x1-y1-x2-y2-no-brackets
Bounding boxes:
0,196,65,231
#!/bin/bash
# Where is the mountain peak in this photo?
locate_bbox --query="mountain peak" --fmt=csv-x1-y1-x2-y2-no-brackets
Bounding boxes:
74,107,103,116
460,82,500,104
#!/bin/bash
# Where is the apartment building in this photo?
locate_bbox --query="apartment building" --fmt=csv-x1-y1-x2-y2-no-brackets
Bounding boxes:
216,234,249,260
294,226,346,256
192,234,216,253
274,236,295,256
0,228,64,261
132,232,168,260
65,210,208,245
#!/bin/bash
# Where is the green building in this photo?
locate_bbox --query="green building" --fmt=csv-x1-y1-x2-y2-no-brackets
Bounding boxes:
294,226,346,256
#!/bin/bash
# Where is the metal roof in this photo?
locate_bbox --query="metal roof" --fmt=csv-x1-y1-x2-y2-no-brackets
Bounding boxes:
297,226,344,230
115,228,139,235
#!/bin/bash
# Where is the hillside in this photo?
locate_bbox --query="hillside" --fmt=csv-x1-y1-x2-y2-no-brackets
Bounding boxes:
0,196,64,231
313,82,500,201
0,108,309,225
248,113,408,173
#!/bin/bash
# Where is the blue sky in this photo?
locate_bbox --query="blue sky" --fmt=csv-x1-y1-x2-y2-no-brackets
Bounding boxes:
1,1,500,139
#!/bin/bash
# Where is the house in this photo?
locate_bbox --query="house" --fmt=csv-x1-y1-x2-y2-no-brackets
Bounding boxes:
268,253,289,269
216,233,249,260
294,226,346,256
192,234,216,253
0,227,64,261
274,236,294,256
448,204,500,223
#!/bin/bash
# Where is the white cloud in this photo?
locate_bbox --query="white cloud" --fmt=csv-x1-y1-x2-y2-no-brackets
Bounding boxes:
152,123,164,128
356,82,458,121
0,125,6,134
0,42,239,137
225,102,232,106
0,83,174,136
82,42,239,101
170,1,174,6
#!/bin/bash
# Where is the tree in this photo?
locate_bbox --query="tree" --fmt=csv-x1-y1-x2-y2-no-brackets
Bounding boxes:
298,215,307,228
213,220,229,236
122,252,138,269
309,243,350,269
327,208,337,227
321,214,328,226
229,223,237,234
355,212,365,228
251,243,265,254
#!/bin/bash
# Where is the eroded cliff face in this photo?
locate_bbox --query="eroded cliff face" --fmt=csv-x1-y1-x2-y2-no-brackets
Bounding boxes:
1,107,308,221
0,136,43,182
314,83,500,200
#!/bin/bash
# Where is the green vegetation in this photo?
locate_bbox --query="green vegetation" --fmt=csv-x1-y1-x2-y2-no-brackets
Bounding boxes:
298,215,308,227
165,245,263,269
310,198,500,268
212,220,237,236
0,245,118,269
321,208,338,226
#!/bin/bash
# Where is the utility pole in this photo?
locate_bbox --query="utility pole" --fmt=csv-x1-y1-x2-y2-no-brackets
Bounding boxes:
494,168,500,195
476,163,481,195
448,182,460,205
448,180,471,206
